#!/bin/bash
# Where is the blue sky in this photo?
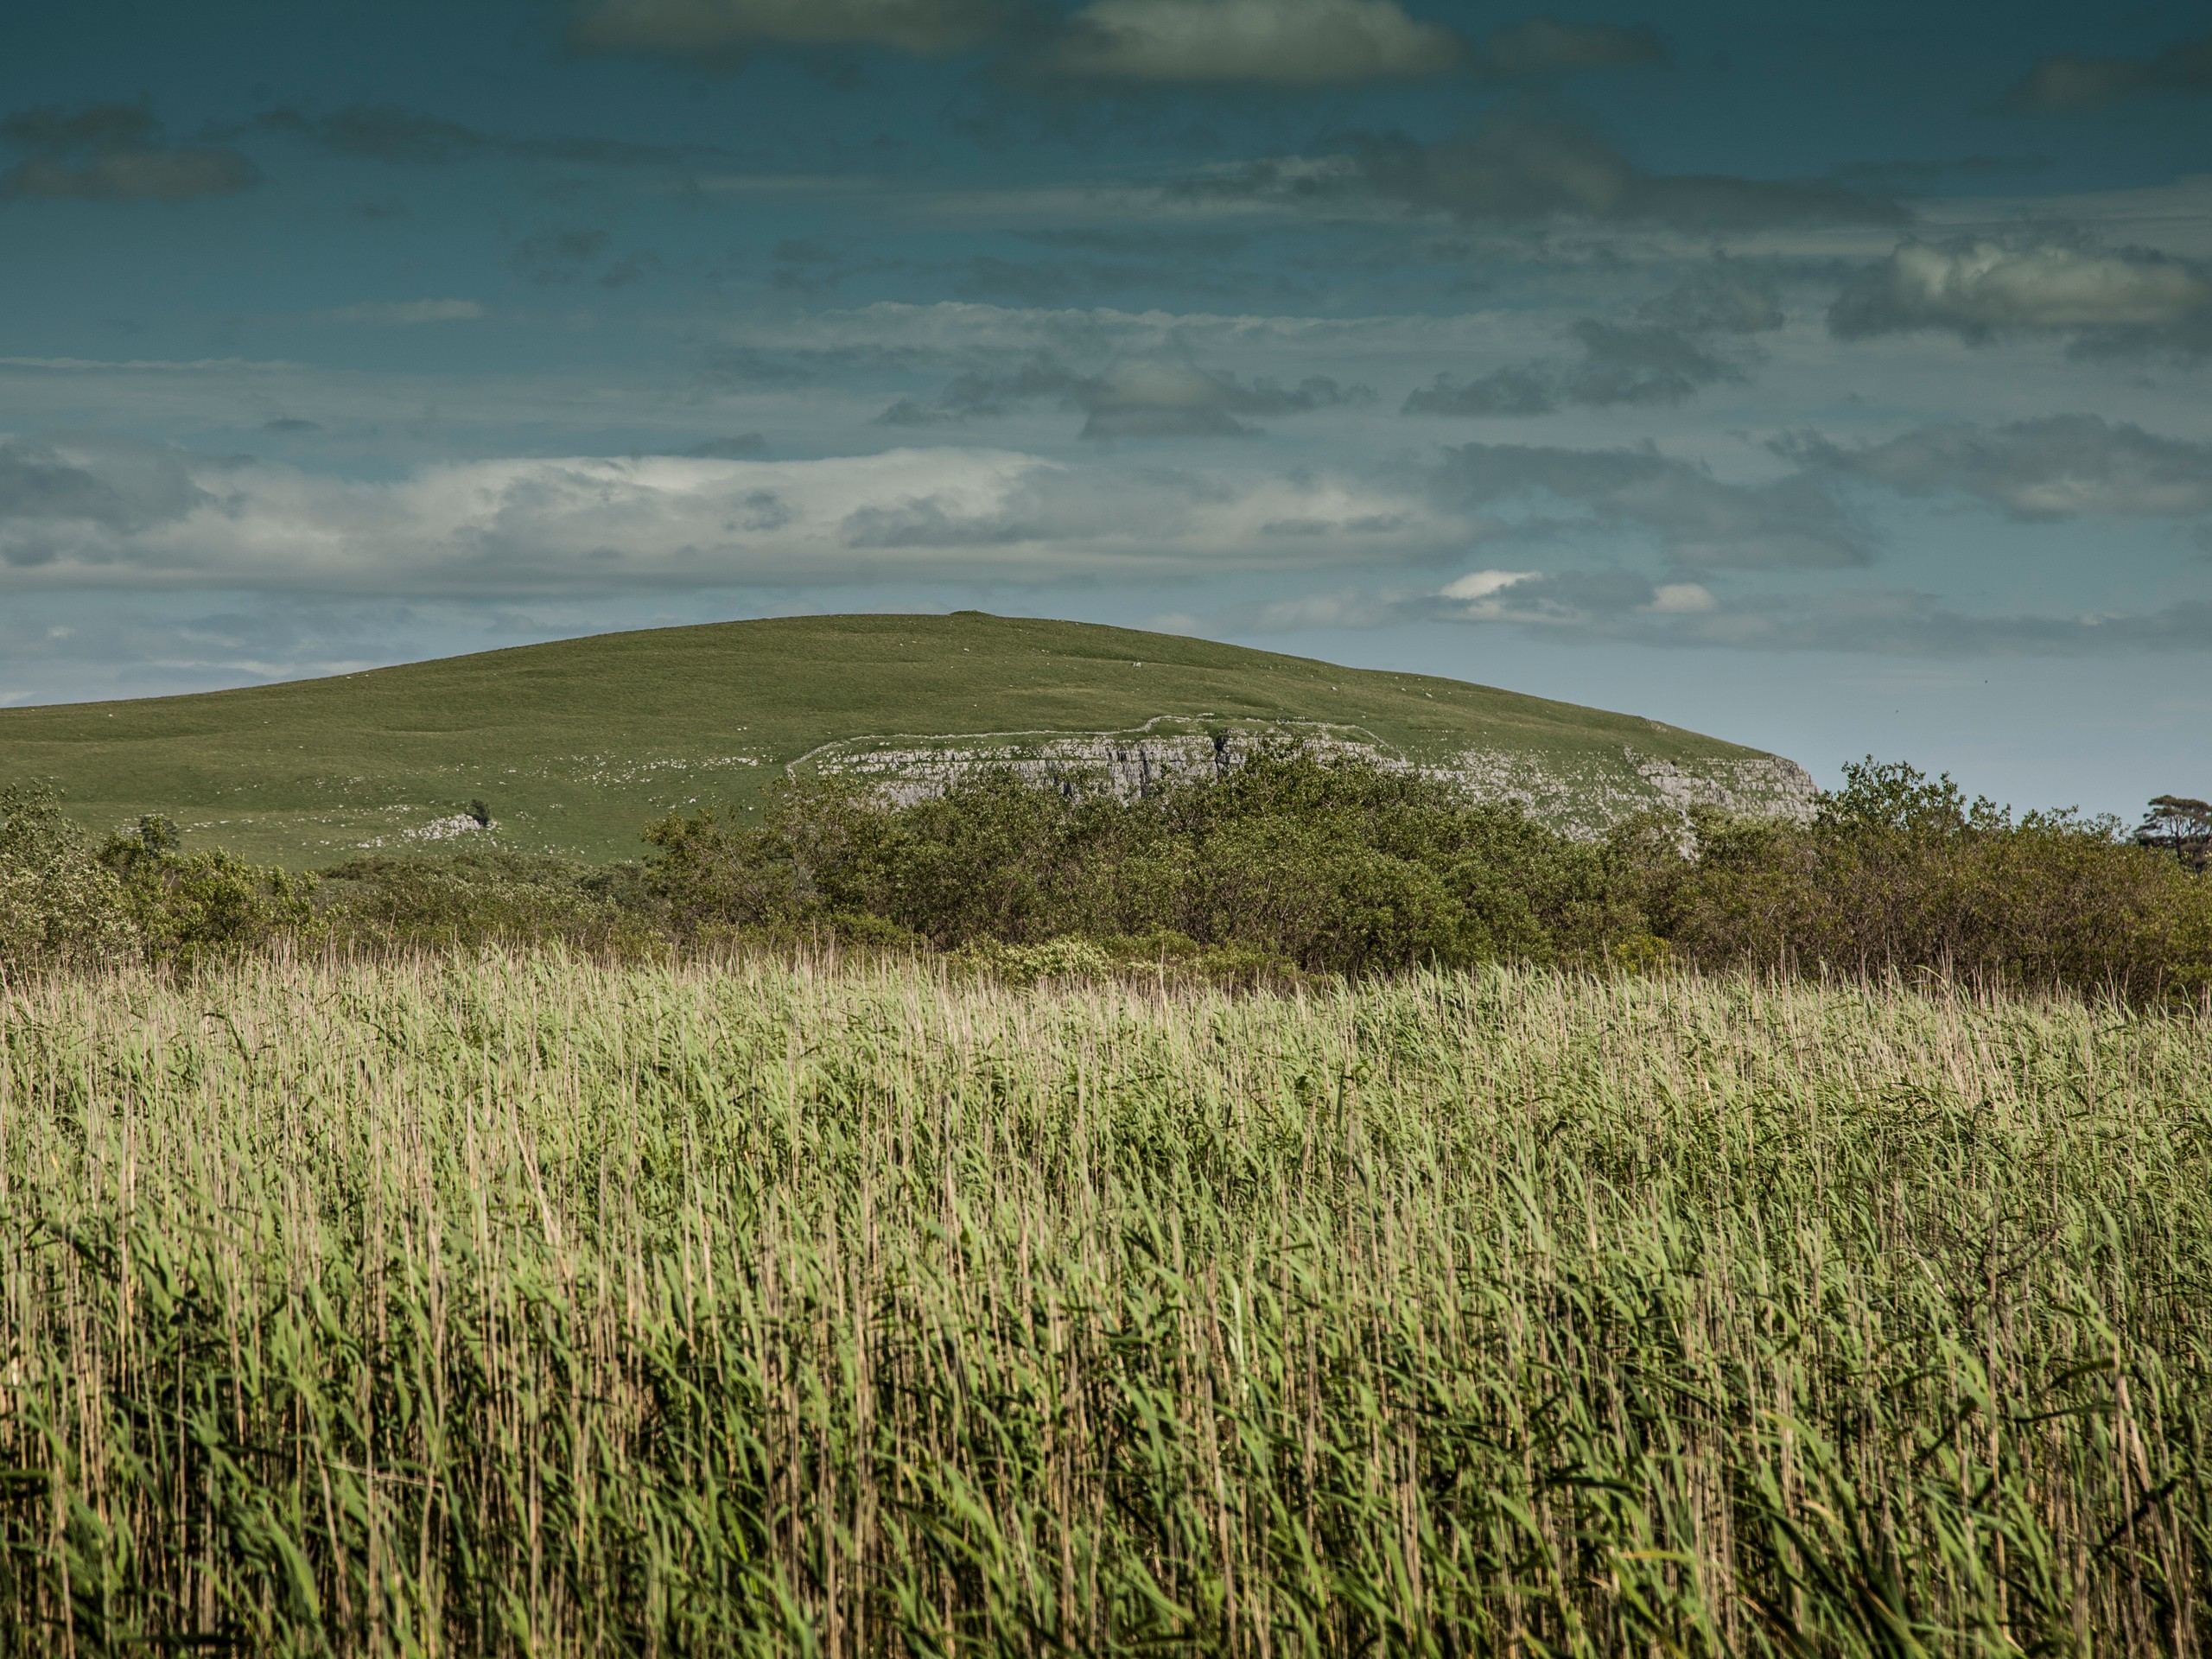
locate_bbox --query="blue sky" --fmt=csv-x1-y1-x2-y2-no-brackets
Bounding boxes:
4,0,2209,816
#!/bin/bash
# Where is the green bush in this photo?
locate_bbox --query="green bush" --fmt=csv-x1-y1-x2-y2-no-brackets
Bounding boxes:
314,848,652,954
0,782,137,969
1630,760,2212,1001
99,815,319,969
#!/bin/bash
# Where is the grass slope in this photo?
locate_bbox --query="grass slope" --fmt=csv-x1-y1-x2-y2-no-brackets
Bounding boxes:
0,612,1775,867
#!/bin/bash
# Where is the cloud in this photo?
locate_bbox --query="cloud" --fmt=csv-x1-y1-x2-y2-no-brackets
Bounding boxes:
1406,322,1736,415
1078,358,1371,436
880,352,1372,435
238,103,696,167
1403,261,1779,416
1784,416,2212,521
1476,18,1664,77
1248,569,2212,657
317,299,487,325
571,0,1007,59
1999,35,2212,112
512,227,614,284
262,418,323,434
702,342,925,388
1636,259,1785,335
1176,110,1903,230
0,437,1458,591
675,434,770,458
0,436,213,554
1829,236,2212,355
1438,441,1868,569
1037,0,1463,85
0,100,255,202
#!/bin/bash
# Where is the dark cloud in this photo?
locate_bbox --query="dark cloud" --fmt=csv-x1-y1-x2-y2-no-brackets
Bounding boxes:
702,343,924,388
0,100,256,202
236,104,697,167
1999,35,2212,112
953,251,1253,306
1405,260,1778,416
1034,0,1465,86
1438,441,1868,569
572,0,1010,60
878,353,1372,435
1829,235,2212,357
1078,359,1370,436
877,356,1087,423
1404,366,1562,416
0,437,210,566
1476,18,1665,77
1190,110,1904,231
1827,154,2053,193
1637,259,1786,335
1358,111,1905,229
1405,326,1732,416
1782,416,2212,521
511,226,613,284
262,417,323,434
677,434,770,458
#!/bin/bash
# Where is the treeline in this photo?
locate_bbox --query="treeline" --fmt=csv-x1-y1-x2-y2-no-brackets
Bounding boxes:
4,748,2209,1001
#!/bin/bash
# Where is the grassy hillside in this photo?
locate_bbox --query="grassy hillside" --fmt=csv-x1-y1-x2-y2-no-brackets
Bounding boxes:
0,612,1786,867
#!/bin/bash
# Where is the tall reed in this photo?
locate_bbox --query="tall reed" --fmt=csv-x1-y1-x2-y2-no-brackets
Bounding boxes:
2,952,2206,1656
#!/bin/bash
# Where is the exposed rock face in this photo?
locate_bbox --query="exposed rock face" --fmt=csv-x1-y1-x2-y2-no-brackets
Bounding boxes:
798,720,1819,836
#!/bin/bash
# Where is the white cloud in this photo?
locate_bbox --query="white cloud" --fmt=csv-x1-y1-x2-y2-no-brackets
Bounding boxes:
318,299,487,326
0,438,1462,592
1039,0,1462,85
1440,568,1536,601
1830,238,2212,345
1643,582,1716,613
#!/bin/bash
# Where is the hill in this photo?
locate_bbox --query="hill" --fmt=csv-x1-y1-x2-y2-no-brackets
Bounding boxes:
0,613,1813,867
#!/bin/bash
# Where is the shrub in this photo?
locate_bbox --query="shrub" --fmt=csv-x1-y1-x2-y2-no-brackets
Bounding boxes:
0,783,137,969
100,816,319,969
1634,760,2212,1001
315,849,649,953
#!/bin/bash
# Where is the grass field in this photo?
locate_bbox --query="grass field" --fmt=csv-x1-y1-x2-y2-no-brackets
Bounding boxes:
3,952,2205,1656
0,613,1786,867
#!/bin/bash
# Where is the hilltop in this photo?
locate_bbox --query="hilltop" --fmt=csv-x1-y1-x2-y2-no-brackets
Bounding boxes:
0,613,1811,867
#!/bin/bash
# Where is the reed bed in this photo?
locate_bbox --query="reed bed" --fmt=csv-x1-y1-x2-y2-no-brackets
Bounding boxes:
0,952,2207,1656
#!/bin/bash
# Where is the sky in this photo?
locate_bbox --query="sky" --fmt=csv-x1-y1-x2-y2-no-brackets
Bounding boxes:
3,0,2210,817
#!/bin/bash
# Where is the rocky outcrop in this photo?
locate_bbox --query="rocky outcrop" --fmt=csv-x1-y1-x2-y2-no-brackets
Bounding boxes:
798,719,1819,835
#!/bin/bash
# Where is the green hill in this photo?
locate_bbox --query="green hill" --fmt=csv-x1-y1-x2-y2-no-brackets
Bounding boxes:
0,613,1813,867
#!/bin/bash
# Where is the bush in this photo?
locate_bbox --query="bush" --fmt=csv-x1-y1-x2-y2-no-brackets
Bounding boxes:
0,783,137,969
99,816,319,969
645,747,1649,976
1629,760,2212,1001
315,849,652,954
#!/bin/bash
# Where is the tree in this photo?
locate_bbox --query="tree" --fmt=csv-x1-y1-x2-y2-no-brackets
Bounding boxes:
2135,795,2212,872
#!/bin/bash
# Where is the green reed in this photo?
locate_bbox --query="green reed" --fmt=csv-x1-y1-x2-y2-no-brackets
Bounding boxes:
1,952,2206,1656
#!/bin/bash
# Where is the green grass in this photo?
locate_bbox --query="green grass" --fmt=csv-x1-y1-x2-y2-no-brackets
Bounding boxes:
0,613,1778,868
2,952,2205,1655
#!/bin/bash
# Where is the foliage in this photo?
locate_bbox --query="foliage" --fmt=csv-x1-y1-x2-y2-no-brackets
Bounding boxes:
647,747,1643,976
645,750,2212,1001
2,955,2208,1655
0,781,137,969
314,847,652,953
1634,760,2212,1000
99,814,320,970
2139,793,2212,872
